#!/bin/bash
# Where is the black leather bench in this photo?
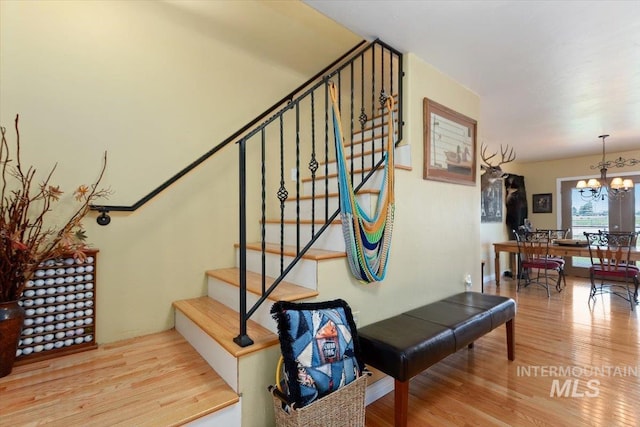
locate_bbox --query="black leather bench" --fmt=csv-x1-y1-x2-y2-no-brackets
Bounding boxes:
358,292,516,426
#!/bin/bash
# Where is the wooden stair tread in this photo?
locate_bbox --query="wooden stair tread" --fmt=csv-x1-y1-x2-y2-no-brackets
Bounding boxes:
301,164,383,183
237,242,346,260
206,267,319,302
262,218,341,225
285,188,379,201
0,330,238,426
173,297,278,357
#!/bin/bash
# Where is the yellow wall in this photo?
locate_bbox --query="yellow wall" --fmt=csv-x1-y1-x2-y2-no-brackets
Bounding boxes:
0,0,360,343
479,149,640,279
514,149,640,230
308,53,483,327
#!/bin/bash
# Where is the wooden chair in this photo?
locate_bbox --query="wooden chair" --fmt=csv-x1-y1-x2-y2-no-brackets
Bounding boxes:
535,228,570,289
584,231,639,310
514,230,566,297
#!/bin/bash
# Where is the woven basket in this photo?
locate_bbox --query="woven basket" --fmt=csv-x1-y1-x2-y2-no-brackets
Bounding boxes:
270,373,368,427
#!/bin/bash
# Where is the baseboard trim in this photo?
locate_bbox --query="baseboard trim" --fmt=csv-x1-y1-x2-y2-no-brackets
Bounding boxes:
365,375,394,406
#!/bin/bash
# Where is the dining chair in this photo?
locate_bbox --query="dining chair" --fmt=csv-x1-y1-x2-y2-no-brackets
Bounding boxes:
584,231,639,310
514,230,566,297
535,228,570,288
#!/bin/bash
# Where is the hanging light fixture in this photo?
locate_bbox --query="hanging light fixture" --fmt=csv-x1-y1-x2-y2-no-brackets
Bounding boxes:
576,134,638,201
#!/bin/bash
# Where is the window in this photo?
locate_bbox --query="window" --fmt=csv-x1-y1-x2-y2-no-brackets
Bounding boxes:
561,174,638,276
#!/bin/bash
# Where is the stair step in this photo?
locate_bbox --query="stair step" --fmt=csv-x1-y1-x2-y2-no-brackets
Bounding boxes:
173,297,278,358
207,267,319,302
263,219,345,251
285,188,378,202
282,189,378,221
238,242,346,260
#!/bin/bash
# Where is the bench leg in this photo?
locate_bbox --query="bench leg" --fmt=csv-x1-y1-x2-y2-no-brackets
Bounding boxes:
394,379,409,427
506,318,515,360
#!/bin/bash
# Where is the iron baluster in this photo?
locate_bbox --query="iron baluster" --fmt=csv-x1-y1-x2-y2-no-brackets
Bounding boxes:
359,53,367,181
295,102,301,254
371,46,376,170
261,129,266,296
234,138,253,347
277,115,288,275
324,81,330,222
309,92,318,237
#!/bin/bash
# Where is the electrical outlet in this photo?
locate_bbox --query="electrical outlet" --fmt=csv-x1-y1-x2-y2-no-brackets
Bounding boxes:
291,168,298,181
352,311,360,327
464,274,472,289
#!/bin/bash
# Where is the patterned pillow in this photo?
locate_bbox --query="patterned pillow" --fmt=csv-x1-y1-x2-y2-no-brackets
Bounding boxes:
271,299,364,408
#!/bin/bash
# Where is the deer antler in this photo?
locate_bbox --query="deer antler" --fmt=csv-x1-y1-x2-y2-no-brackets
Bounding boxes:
481,143,515,167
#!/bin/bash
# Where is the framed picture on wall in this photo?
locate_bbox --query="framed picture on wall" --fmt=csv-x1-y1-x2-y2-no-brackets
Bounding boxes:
532,193,552,213
481,179,503,222
423,98,477,186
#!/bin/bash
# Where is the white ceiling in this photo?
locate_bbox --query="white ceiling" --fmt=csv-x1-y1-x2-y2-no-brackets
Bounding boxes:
304,0,640,163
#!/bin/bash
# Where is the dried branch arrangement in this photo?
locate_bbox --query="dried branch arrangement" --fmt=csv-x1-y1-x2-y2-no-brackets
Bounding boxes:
0,115,110,301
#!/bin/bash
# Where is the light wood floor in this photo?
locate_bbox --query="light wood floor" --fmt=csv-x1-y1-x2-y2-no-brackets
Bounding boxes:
365,276,640,426
0,329,238,426
1,276,638,426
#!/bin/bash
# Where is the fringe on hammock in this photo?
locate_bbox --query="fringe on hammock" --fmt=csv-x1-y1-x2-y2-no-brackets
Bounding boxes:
329,82,396,283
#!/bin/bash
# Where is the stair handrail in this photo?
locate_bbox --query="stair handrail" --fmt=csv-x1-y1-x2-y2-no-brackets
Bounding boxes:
89,39,368,225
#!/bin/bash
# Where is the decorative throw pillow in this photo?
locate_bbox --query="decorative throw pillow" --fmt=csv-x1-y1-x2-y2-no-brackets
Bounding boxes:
271,299,364,408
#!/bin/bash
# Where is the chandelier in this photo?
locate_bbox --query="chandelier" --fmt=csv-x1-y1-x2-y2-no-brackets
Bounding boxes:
576,134,638,201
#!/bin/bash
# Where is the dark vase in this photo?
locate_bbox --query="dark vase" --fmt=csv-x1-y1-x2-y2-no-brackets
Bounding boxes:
0,300,25,378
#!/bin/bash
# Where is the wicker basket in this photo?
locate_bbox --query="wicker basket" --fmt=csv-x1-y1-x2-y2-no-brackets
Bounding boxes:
270,373,368,427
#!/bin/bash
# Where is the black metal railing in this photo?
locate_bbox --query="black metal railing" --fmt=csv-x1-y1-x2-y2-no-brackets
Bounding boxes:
234,40,403,346
91,39,403,347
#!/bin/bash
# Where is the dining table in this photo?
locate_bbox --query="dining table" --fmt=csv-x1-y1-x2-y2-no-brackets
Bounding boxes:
492,240,640,286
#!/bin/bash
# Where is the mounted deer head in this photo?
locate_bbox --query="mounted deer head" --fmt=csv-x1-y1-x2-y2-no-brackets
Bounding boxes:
480,143,516,191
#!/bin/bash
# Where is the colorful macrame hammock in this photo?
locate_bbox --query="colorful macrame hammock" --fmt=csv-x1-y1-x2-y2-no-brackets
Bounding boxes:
329,82,395,283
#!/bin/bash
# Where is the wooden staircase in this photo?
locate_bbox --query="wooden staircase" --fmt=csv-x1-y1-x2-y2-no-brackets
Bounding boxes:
171,101,408,426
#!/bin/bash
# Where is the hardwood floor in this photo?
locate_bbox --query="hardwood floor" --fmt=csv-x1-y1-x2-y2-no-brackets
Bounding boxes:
365,276,640,426
1,276,638,426
0,330,238,426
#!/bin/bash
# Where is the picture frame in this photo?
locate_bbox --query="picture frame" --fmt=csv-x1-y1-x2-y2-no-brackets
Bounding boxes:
481,179,503,223
532,193,552,213
423,98,477,186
